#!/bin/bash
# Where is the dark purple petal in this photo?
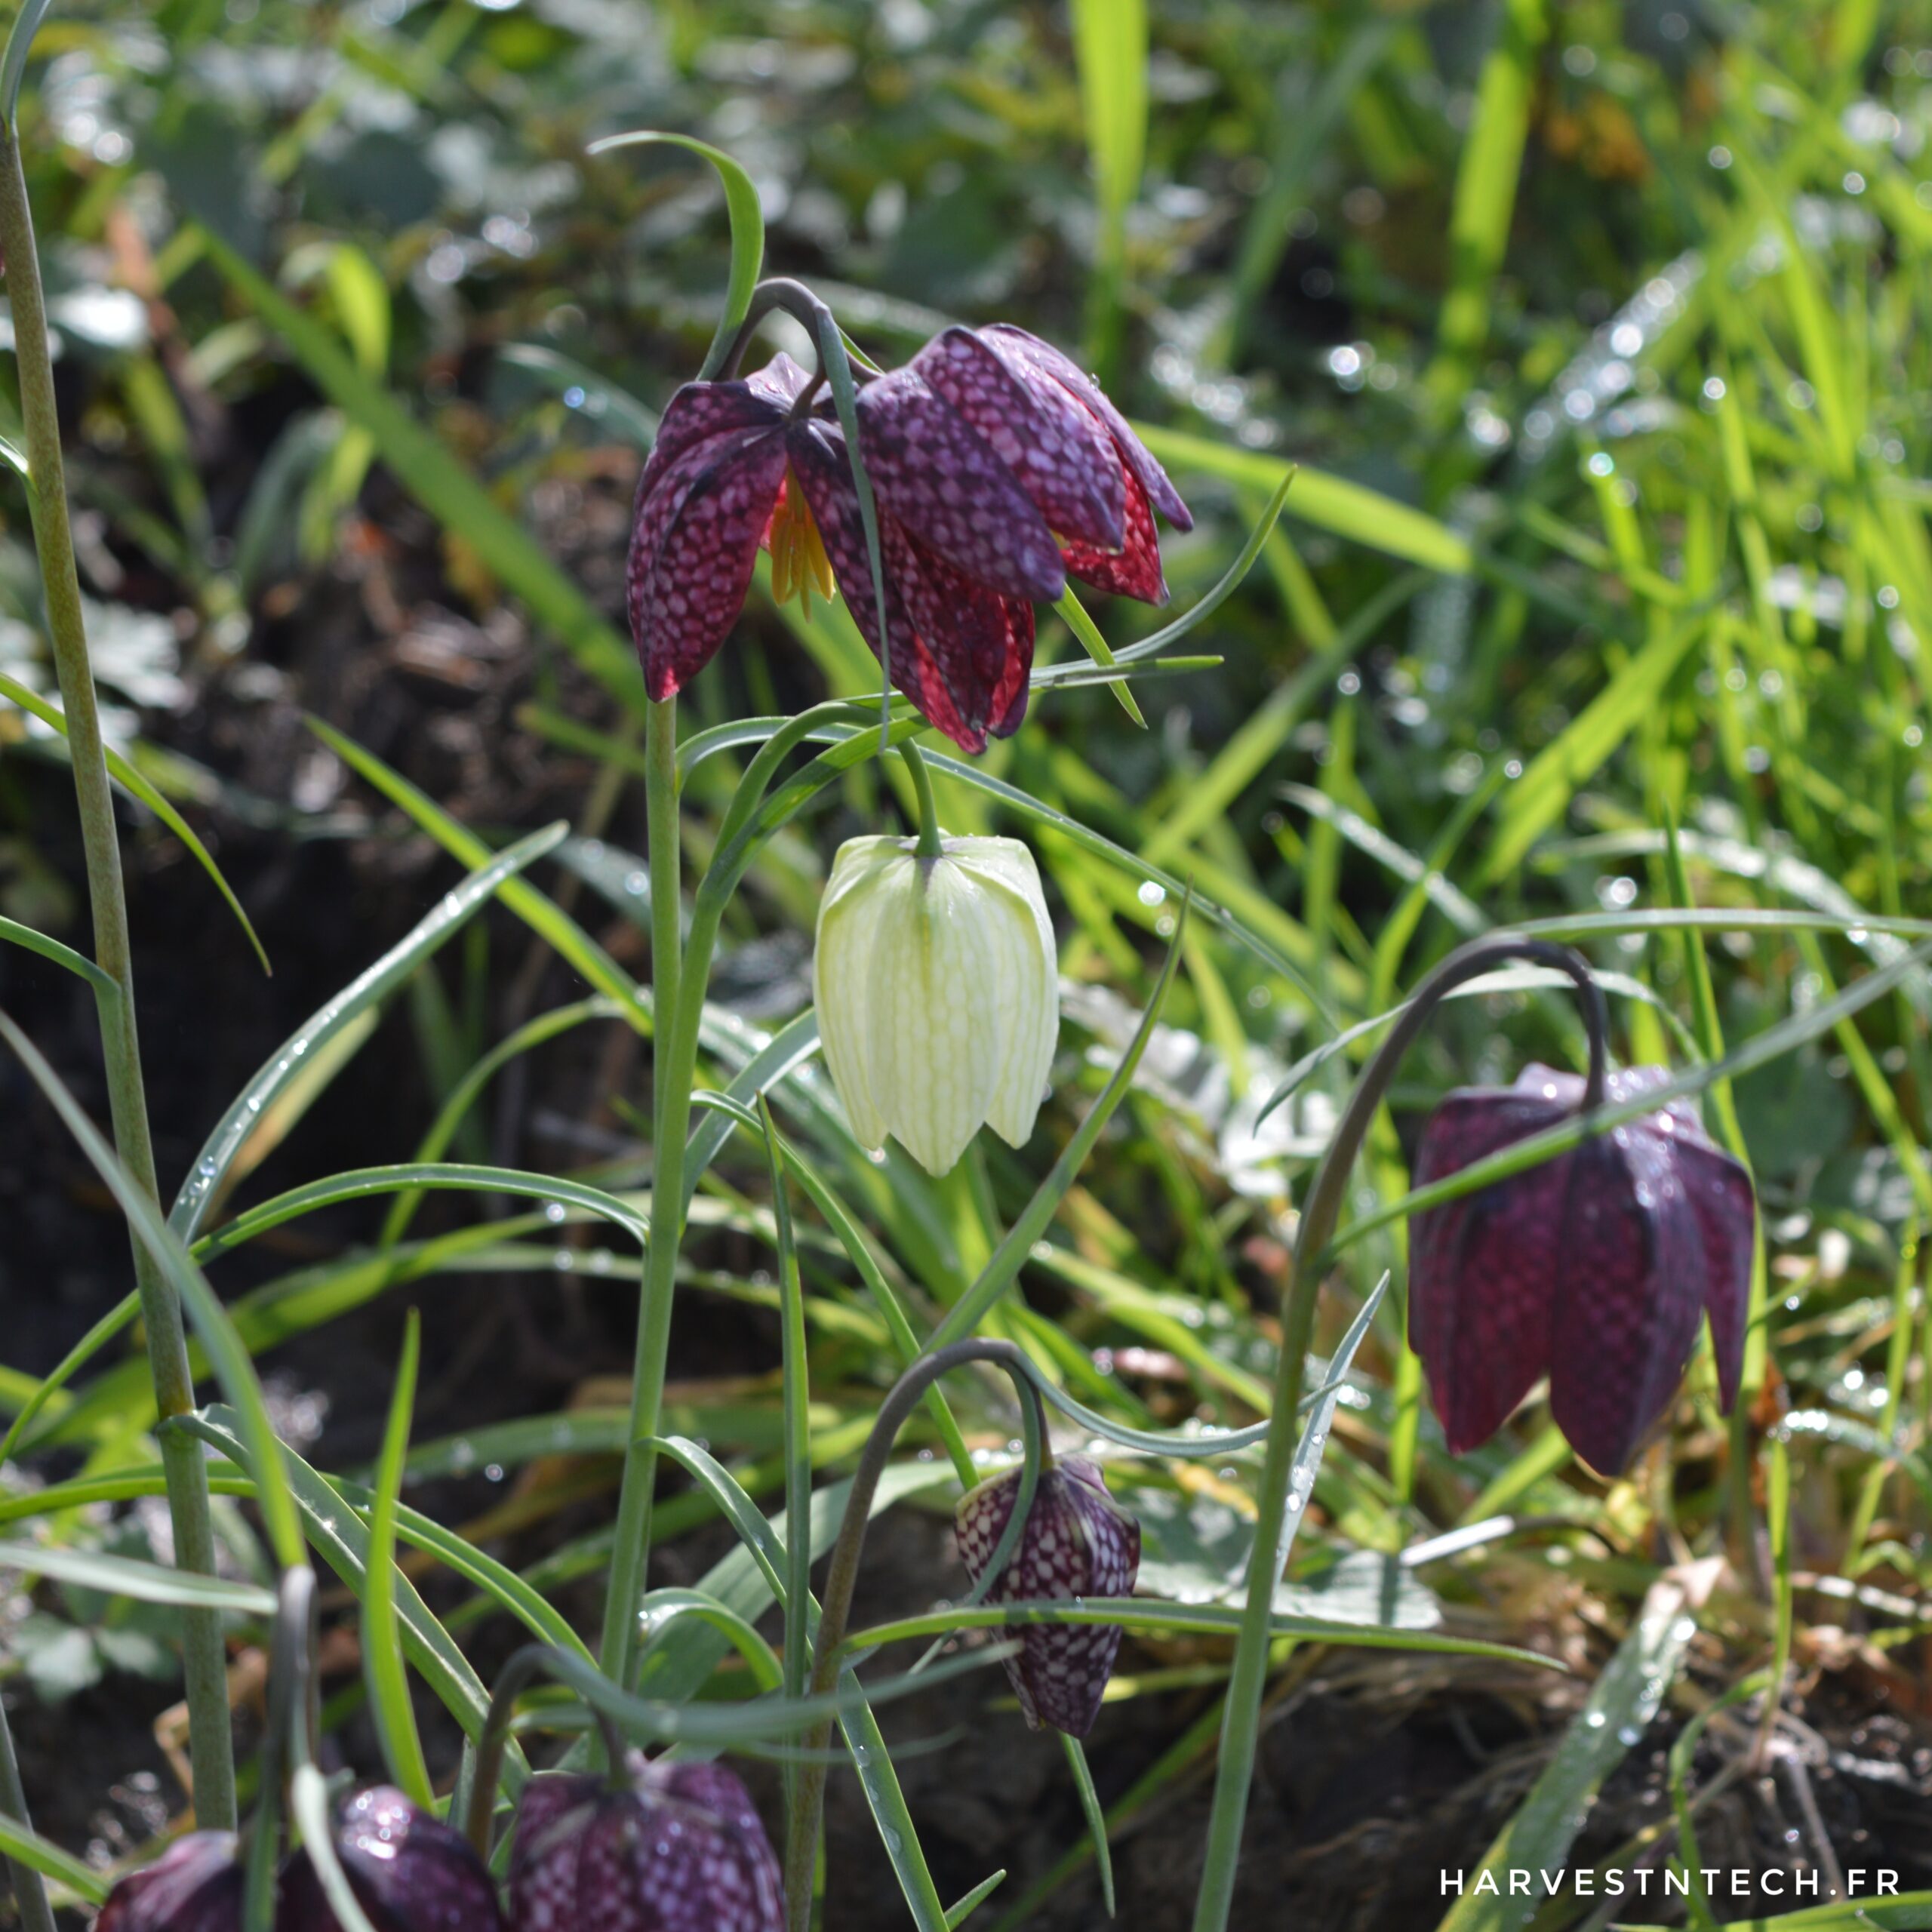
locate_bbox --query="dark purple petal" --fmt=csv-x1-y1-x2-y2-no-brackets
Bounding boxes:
743,352,812,408
980,325,1193,531
97,1835,242,1932
1408,1089,1573,1454
1549,1128,1709,1475
854,368,1066,601
281,1787,503,1932
955,1456,1140,1738
1060,463,1168,605
1676,1138,1757,1408
911,327,1125,551
786,420,1029,753
627,424,789,701
634,379,785,506
507,1758,780,1932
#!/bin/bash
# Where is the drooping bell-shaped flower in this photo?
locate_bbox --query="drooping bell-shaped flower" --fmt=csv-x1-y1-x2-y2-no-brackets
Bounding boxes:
95,1834,243,1932
505,1755,782,1932
955,1455,1141,1738
279,1786,503,1932
626,325,1189,752
1407,1063,1757,1475
813,834,1058,1176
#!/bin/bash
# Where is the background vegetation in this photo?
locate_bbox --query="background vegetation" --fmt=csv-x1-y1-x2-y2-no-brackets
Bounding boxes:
5,1,1932,1926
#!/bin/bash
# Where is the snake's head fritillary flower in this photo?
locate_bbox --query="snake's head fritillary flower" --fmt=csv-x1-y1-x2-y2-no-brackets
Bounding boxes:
505,1756,782,1932
1407,1063,1757,1475
280,1786,503,1932
955,1455,1141,1738
626,327,1189,752
95,1834,243,1932
812,833,1058,1176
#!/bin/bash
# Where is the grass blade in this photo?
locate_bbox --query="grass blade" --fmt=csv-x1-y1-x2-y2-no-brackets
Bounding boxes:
365,1309,433,1807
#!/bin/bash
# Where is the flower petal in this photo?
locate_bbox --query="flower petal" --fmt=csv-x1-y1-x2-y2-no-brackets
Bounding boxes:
854,367,1066,601
981,325,1193,531
1408,1088,1574,1454
628,426,789,701
912,326,1125,550
1060,462,1168,604
788,420,1026,752
1678,1138,1757,1409
1547,1128,1709,1475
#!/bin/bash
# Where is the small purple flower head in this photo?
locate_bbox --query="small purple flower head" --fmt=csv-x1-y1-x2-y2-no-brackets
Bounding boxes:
625,326,1189,752
1407,1063,1757,1475
954,1454,1141,1738
280,1786,503,1932
95,1834,243,1932
505,1755,782,1932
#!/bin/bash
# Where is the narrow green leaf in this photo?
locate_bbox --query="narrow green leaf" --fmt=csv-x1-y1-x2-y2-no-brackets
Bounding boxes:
0,1540,275,1614
365,1310,433,1807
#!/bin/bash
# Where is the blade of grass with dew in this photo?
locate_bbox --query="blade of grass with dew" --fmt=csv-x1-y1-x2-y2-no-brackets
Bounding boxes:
365,1309,433,1807
0,1011,304,1570
0,1542,275,1614
1437,1567,1709,1931
180,1407,532,1794
170,819,571,1238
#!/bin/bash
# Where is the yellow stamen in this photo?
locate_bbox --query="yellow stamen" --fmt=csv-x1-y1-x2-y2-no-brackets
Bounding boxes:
768,466,836,614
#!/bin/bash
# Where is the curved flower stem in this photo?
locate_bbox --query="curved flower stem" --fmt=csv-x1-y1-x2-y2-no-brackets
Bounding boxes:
601,696,684,1694
897,741,944,860
783,1340,1047,1932
465,1646,629,1856
0,1691,54,1932
0,106,235,1829
1189,935,1605,1932
242,1565,317,1932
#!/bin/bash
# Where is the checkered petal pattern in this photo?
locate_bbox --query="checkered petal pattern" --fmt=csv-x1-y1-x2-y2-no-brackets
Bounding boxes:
955,1456,1141,1738
506,1757,783,1932
280,1787,503,1932
96,1835,243,1932
1406,1062,1758,1475
788,419,1035,752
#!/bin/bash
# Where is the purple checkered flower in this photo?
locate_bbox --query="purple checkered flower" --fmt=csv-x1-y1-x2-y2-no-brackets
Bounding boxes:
280,1786,503,1932
1407,1063,1757,1475
95,1834,243,1932
954,1454,1141,1738
626,328,1189,752
505,1755,781,1932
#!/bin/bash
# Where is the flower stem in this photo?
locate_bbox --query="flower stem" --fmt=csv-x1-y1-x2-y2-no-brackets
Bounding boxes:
1189,936,1604,1932
601,694,685,1695
897,741,944,860
0,111,235,1829
465,1647,629,1854
0,1691,55,1932
243,1566,317,1932
783,1339,1046,1932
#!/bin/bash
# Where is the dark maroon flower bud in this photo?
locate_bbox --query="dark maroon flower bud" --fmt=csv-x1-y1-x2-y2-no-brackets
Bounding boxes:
625,324,1189,752
1407,1063,1756,1475
506,1755,782,1932
280,1786,503,1932
96,1834,243,1932
954,1454,1141,1738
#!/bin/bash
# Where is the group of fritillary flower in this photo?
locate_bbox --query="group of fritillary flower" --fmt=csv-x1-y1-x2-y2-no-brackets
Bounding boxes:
93,306,1756,1932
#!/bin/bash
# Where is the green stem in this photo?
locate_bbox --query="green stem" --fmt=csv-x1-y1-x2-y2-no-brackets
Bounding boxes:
897,741,944,859
783,1340,1047,1932
601,695,685,1692
1188,936,1605,1932
0,1693,56,1932
0,112,235,1829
